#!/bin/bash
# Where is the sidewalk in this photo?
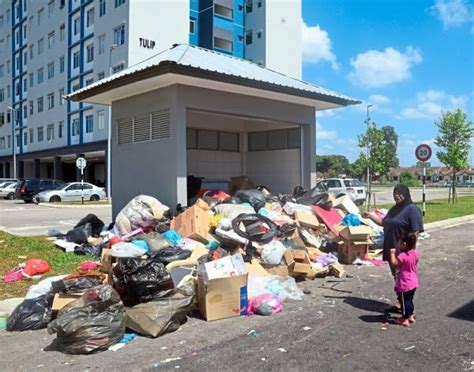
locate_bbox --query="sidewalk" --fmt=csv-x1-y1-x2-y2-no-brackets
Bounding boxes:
424,214,474,232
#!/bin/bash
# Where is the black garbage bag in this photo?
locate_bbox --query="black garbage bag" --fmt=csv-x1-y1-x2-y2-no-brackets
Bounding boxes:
74,244,102,257
296,182,331,207
125,279,195,338
113,257,173,306
66,223,92,244
75,214,105,237
232,213,279,244
201,196,220,209
187,175,202,199
222,196,242,205
47,285,126,354
7,293,54,331
234,189,266,212
51,275,104,294
292,186,307,198
153,248,192,265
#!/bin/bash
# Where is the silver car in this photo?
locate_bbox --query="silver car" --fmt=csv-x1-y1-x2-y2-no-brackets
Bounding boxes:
34,182,106,203
0,182,18,199
316,178,367,206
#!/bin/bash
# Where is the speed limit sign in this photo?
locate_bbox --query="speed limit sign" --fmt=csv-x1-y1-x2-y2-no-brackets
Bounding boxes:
415,144,432,162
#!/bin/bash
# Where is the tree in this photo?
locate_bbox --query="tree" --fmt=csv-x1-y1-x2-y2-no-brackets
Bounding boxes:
399,171,418,187
316,155,351,177
382,125,400,168
434,109,474,203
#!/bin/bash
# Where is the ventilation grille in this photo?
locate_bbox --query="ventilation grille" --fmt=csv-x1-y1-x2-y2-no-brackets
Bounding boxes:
117,109,170,145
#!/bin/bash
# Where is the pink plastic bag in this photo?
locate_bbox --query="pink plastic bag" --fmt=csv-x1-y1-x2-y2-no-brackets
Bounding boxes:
23,259,51,277
247,293,282,316
3,269,25,283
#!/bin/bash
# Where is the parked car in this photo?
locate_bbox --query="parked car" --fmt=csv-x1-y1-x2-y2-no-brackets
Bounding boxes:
0,179,18,187
0,182,18,199
316,178,366,205
16,179,65,203
34,182,106,203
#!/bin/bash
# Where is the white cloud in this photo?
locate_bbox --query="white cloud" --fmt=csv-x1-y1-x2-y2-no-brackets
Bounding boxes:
317,109,336,118
369,94,391,105
430,0,472,30
349,46,422,88
302,22,339,70
315,122,337,140
398,89,468,119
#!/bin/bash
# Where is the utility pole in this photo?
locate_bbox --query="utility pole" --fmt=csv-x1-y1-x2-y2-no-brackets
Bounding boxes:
365,104,373,210
7,106,18,179
106,44,118,204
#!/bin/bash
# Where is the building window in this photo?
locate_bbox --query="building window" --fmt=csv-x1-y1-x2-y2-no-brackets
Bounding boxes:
37,68,44,84
0,64,3,78
98,34,105,54
73,17,80,35
97,110,105,130
190,18,195,34
86,115,93,133
59,88,65,105
59,24,65,41
23,51,28,66
38,8,44,25
246,0,253,13
29,100,33,115
72,118,80,136
58,121,64,138
214,4,233,19
47,92,54,109
37,96,44,112
59,56,65,73
7,85,10,98
48,0,55,17
99,0,106,16
29,45,33,59
37,127,44,142
29,129,34,143
48,31,55,48
257,0,262,8
23,78,27,92
60,0,65,9
0,89,4,102
0,137,5,150
47,124,55,141
47,62,54,79
257,31,262,39
23,24,27,40
115,0,126,8
73,51,80,68
23,104,28,118
86,8,95,27
29,73,33,87
97,71,105,79
112,63,125,73
38,38,44,54
245,30,253,45
214,38,233,52
85,77,94,86
86,44,94,62
15,81,20,96
23,132,28,146
113,24,125,45
7,60,10,74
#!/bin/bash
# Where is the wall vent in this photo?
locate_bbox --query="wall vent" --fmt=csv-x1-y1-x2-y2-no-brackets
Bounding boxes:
117,108,170,145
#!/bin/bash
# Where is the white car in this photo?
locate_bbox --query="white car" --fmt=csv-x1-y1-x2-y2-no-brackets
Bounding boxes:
34,182,106,203
316,178,366,206
0,182,18,200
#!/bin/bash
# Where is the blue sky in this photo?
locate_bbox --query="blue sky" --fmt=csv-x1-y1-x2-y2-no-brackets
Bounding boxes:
301,0,473,166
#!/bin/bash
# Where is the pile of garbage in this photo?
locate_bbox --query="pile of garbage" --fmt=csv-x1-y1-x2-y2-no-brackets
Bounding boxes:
3,178,390,354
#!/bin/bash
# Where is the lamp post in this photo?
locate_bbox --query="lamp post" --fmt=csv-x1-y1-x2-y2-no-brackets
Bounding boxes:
7,106,18,179
365,104,373,210
106,44,118,204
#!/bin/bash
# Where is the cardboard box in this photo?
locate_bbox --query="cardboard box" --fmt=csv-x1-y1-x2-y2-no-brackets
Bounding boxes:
52,293,82,311
228,176,254,195
100,248,114,273
339,226,372,241
170,205,211,243
333,194,360,215
245,259,270,276
337,239,372,264
201,253,246,281
262,263,290,277
198,274,248,321
295,211,320,229
283,249,312,275
285,229,306,249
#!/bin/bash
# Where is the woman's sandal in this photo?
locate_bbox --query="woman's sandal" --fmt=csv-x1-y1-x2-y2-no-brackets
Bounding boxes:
395,317,411,327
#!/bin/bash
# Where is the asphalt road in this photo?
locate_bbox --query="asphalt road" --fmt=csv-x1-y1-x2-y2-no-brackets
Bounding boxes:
371,187,473,205
0,222,472,371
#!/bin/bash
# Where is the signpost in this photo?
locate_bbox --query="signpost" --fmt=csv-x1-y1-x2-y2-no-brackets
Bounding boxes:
76,157,87,205
415,144,432,217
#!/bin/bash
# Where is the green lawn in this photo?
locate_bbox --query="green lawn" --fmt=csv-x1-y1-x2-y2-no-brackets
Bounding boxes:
0,232,93,300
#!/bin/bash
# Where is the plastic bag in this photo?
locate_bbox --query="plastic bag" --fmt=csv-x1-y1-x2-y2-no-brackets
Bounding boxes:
115,195,170,235
47,285,126,354
51,274,105,294
74,214,105,237
260,240,287,265
135,232,172,253
153,247,192,265
74,244,102,257
234,189,266,212
23,259,51,277
214,203,255,222
247,275,304,301
113,257,172,306
342,213,361,226
232,213,279,244
247,293,282,316
66,223,92,244
7,293,54,331
111,242,148,258
162,230,183,246
25,275,66,299
125,279,195,338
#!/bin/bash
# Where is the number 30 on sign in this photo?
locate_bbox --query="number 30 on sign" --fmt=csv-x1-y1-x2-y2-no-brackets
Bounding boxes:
415,144,432,162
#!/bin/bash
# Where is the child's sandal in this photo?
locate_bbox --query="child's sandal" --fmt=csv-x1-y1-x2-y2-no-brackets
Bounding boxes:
395,317,411,327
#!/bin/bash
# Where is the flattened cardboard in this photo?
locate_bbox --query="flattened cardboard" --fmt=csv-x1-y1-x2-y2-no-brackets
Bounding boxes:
285,229,306,249
283,249,312,275
100,248,114,273
245,259,270,276
170,205,211,243
312,206,342,235
262,263,290,277
333,194,360,215
295,211,320,229
198,274,248,321
339,226,372,241
337,239,372,264
52,293,82,311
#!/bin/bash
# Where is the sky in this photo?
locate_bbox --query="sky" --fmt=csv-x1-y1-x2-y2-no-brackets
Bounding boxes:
301,0,473,167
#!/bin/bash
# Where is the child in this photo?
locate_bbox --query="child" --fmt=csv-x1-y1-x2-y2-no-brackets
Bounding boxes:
389,231,419,326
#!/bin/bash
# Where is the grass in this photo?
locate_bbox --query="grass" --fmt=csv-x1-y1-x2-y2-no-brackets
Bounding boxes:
371,195,474,224
0,231,93,300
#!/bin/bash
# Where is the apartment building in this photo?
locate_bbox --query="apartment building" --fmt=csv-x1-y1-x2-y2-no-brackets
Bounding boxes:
0,0,301,185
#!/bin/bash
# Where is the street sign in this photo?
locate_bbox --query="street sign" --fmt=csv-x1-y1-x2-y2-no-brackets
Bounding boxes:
76,157,87,170
415,144,432,162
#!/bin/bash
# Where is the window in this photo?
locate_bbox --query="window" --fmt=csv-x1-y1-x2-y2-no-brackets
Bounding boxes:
112,63,124,73
326,180,342,188
23,24,27,40
37,96,44,112
7,60,10,74
59,56,64,73
214,38,233,52
15,81,20,96
113,24,125,45
48,31,55,48
73,51,79,68
47,92,54,109
29,100,33,115
0,65,3,78
29,16,33,29
29,129,34,143
38,8,44,25
115,0,126,7
190,19,195,34
214,4,233,18
29,45,33,59
37,127,44,142
0,137,5,150
23,51,28,66
0,89,3,102
86,8,94,27
98,34,105,54
97,71,105,79
86,43,94,62
246,0,253,13
23,78,27,92
47,62,54,78
73,17,80,35
60,24,65,41
58,121,64,138
29,73,33,87
37,68,44,83
72,118,80,136
97,110,105,130
48,0,55,17
86,114,93,133
23,132,27,146
60,0,65,9
23,104,27,118
0,15,3,28
99,0,106,17
38,38,44,54
7,85,10,98
47,124,54,141
257,0,262,8
85,77,94,86
245,30,253,45
59,88,65,105
7,135,11,148
257,31,262,39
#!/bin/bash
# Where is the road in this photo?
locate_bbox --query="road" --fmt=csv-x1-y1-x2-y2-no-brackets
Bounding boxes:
0,222,472,371
371,186,473,205
0,200,112,236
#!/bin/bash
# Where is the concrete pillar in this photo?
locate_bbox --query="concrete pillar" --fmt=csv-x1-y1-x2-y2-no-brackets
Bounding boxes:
0,163,4,178
5,162,11,178
76,153,84,181
34,159,41,178
104,149,108,190
53,156,63,180
19,161,25,178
